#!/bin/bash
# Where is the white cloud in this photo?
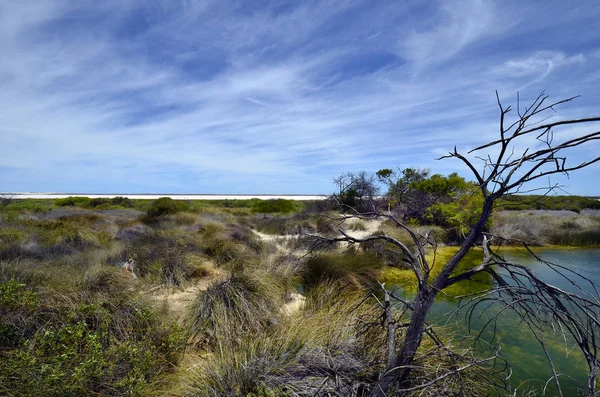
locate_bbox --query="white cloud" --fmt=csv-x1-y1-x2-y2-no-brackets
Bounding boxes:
397,0,500,66
496,51,585,79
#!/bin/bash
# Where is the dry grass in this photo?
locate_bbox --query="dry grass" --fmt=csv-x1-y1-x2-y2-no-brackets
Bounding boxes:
492,210,600,246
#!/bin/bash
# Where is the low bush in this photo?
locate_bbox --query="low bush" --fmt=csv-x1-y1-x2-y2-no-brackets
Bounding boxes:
0,277,185,396
251,199,302,214
2,200,54,213
146,197,191,218
54,196,92,207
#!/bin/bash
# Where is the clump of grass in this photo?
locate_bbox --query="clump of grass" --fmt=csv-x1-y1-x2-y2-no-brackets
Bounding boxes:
187,271,282,348
252,216,289,235
349,220,367,231
202,235,244,265
187,281,379,397
302,251,383,289
31,214,111,248
198,223,251,266
187,332,304,397
78,265,134,299
127,231,205,286
226,223,265,254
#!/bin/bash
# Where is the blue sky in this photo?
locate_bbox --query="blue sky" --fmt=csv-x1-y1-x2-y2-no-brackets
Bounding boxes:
1,0,599,195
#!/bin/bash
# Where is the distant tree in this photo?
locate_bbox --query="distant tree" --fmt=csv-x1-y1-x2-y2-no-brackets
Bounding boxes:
332,171,380,212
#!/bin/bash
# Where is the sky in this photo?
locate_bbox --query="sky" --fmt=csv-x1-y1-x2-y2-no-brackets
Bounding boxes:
1,0,599,195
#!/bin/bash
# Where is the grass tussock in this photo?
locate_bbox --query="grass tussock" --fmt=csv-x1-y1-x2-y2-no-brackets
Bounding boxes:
186,281,382,397
303,250,383,289
187,271,283,349
127,231,205,286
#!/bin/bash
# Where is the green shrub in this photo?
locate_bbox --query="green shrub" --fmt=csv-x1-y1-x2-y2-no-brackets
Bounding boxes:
0,228,23,244
93,203,124,210
110,196,133,208
54,196,92,207
3,200,54,213
251,199,302,214
88,197,110,207
0,278,185,397
0,279,39,312
146,197,190,218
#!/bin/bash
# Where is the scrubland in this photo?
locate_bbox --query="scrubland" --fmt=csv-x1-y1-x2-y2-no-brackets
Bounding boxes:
0,195,598,396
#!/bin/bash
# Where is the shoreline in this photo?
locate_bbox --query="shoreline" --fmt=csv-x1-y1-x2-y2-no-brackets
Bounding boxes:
1,193,328,200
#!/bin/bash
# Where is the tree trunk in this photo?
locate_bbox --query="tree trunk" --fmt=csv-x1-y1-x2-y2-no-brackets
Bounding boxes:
369,199,495,397
370,290,437,397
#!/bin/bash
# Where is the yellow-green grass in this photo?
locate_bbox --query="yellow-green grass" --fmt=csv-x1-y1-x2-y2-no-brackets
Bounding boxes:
379,246,491,298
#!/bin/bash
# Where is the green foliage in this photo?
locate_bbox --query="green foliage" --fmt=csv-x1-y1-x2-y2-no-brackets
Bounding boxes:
376,167,488,238
54,196,134,210
424,191,490,238
54,196,92,207
377,167,429,206
0,279,38,312
0,228,23,245
0,278,185,396
146,197,191,217
2,199,54,213
251,199,302,214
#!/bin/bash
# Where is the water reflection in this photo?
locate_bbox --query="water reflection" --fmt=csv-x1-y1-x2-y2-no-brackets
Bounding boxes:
389,247,600,396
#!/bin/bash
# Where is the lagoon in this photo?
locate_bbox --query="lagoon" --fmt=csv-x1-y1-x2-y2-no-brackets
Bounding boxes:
394,248,600,396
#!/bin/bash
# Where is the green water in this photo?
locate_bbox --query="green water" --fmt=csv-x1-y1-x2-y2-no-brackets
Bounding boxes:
393,248,600,396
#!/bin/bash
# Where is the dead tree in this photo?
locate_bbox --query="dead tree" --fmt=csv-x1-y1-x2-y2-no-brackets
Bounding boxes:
312,92,600,396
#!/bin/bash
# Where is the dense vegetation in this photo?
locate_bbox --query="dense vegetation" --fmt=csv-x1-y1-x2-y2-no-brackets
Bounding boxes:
0,191,598,395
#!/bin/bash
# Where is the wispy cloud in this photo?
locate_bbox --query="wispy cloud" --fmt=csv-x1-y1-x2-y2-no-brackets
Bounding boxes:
0,0,599,194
